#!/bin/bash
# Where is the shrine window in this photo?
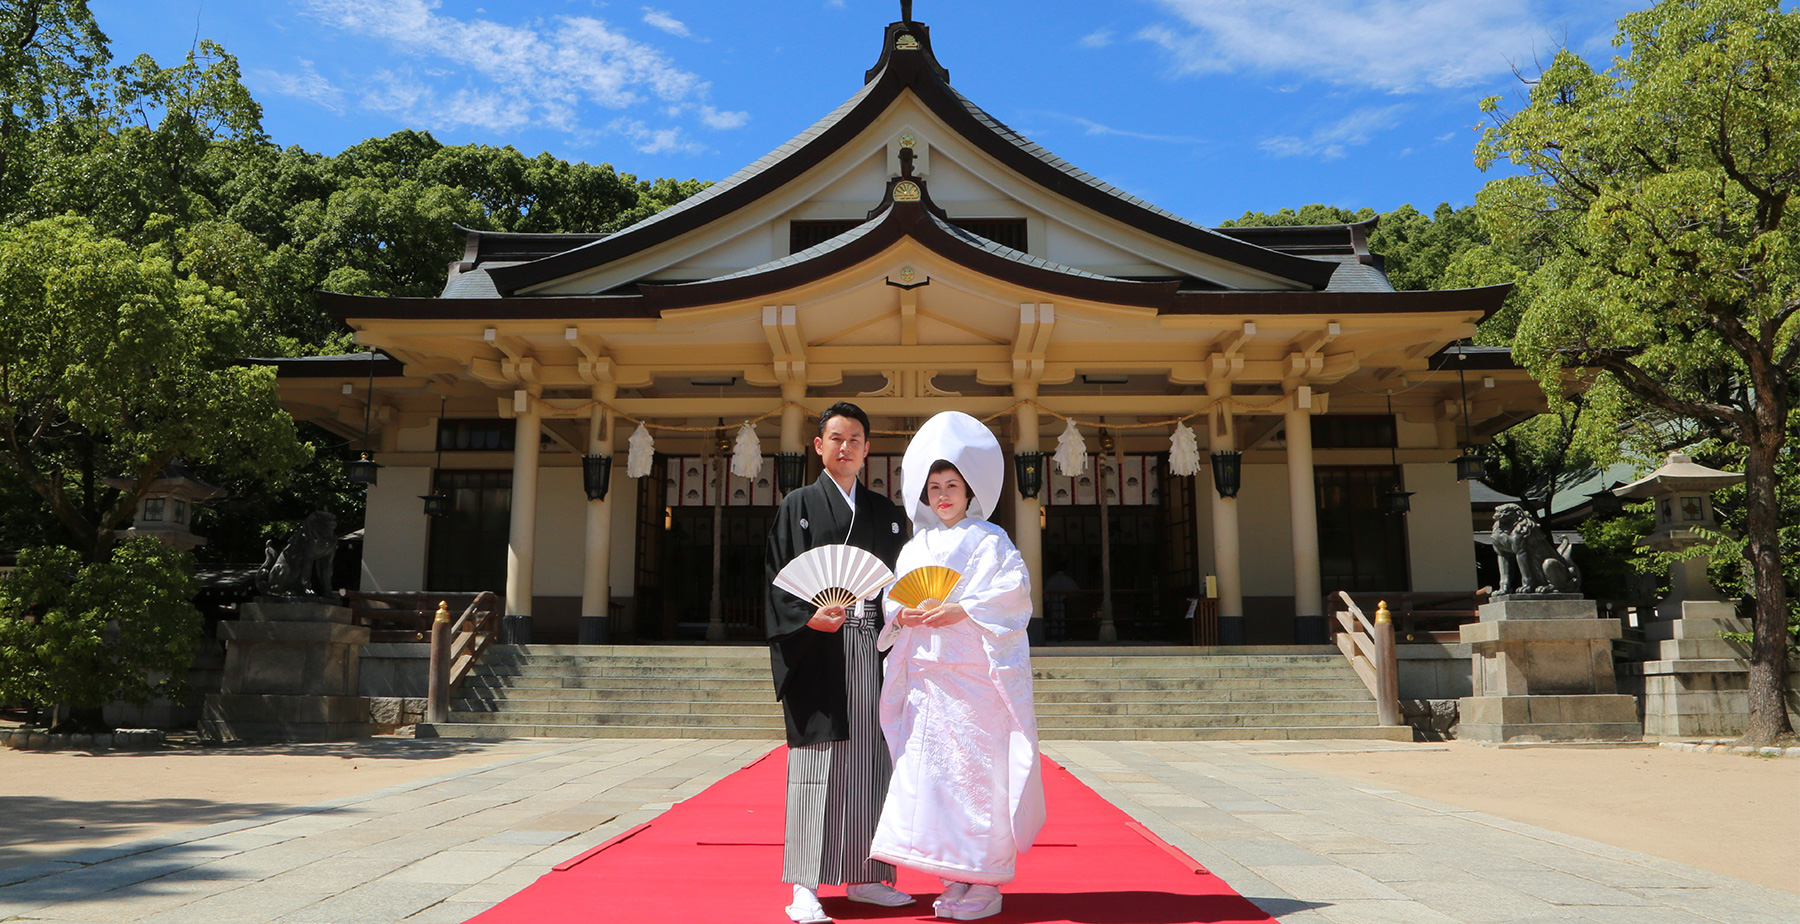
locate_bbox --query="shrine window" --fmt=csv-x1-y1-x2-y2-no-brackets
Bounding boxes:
1311,415,1397,449
438,419,515,452
789,220,863,254
949,218,1028,252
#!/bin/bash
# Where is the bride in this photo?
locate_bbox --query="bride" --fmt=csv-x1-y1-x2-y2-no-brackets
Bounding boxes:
869,411,1046,921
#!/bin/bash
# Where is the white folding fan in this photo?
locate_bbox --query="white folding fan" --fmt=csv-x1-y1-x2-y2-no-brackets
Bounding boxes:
773,544,895,610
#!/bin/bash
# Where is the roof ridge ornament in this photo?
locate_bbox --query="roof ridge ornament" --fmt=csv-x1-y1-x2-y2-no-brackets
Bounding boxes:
866,5,947,84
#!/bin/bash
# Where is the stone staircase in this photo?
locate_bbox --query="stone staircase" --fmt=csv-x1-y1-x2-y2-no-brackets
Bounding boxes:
416,644,1411,741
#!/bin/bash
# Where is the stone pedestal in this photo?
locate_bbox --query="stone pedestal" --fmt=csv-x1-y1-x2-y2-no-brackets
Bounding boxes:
201,600,374,742
1635,601,1800,738
1458,595,1640,743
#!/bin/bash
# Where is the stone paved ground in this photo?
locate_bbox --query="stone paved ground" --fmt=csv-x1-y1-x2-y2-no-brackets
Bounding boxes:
1044,740,1799,924
0,738,1794,924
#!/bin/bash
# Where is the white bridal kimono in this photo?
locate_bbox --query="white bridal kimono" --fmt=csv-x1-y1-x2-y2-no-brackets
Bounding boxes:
869,412,1046,885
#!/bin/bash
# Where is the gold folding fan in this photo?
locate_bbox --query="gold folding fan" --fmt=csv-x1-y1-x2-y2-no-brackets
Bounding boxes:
887,566,964,609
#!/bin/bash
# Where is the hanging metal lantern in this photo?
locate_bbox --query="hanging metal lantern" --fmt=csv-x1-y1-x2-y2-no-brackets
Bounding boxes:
1383,487,1415,514
583,454,613,502
421,395,451,515
1210,450,1242,499
347,452,382,486
1454,448,1488,483
1014,451,1046,499
419,491,450,517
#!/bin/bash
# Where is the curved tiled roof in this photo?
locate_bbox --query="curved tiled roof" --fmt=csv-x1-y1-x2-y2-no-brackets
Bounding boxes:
486,20,1334,295
441,262,521,299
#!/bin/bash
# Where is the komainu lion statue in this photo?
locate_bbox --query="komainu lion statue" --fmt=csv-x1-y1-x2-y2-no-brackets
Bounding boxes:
1490,503,1580,595
256,510,339,598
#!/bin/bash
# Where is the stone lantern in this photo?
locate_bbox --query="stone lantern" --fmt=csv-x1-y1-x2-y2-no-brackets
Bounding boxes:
1612,452,1743,619
104,460,227,551
1611,452,1765,738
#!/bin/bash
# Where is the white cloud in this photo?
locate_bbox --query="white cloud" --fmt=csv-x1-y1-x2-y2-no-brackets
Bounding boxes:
698,105,749,130
608,118,706,155
1079,29,1114,49
641,7,692,39
299,0,729,137
360,70,533,132
1038,111,1204,146
1259,104,1406,160
1140,0,1563,92
253,59,343,112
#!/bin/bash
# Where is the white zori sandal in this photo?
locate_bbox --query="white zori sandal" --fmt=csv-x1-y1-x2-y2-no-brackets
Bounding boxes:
785,885,832,924
940,884,1002,921
846,882,916,906
933,881,971,917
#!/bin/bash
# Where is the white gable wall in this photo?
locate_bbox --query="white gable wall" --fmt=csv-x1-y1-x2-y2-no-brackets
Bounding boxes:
914,154,1009,203
1041,222,1169,272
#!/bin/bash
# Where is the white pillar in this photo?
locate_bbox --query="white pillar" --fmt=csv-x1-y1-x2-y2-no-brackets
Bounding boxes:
580,384,617,643
1013,382,1044,640
1208,402,1244,642
1286,401,1323,642
506,393,541,635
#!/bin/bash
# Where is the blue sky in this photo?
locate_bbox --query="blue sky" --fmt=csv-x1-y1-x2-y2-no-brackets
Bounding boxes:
92,1,1640,226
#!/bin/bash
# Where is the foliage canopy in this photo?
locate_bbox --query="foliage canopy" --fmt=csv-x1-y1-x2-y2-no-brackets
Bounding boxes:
1476,0,1800,742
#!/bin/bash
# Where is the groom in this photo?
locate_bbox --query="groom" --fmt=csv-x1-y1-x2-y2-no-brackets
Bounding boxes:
766,402,913,923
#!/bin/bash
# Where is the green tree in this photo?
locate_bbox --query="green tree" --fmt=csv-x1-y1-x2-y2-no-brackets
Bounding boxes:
0,539,201,730
1221,204,1375,228
1482,403,1601,518
0,215,309,561
0,0,110,214
1476,0,1800,744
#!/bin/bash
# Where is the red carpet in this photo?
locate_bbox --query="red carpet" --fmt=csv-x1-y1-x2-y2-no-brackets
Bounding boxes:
469,748,1276,924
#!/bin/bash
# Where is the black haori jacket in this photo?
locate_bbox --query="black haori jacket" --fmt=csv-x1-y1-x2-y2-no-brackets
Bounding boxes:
766,471,908,746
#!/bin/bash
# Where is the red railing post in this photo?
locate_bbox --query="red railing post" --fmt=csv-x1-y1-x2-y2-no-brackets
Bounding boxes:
426,600,451,724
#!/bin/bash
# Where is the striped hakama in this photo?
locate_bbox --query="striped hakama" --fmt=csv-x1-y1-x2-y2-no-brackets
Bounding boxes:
782,604,897,888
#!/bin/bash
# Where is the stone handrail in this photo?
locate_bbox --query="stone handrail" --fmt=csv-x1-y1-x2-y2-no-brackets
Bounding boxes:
426,591,502,725
1333,590,1400,727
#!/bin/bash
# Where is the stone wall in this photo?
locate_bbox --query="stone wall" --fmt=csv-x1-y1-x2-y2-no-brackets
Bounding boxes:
358,642,430,697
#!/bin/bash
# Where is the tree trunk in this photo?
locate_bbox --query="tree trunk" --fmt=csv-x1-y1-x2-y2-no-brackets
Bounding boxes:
1739,438,1793,745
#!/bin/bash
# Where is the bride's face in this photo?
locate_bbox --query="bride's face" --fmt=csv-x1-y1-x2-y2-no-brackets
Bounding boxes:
925,468,970,527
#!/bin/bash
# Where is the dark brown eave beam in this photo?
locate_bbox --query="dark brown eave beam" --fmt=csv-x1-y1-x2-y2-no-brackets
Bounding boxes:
317,290,660,321
1167,284,1512,318
244,356,407,378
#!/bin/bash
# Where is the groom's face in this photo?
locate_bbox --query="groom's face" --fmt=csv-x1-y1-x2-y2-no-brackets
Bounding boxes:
815,415,869,484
